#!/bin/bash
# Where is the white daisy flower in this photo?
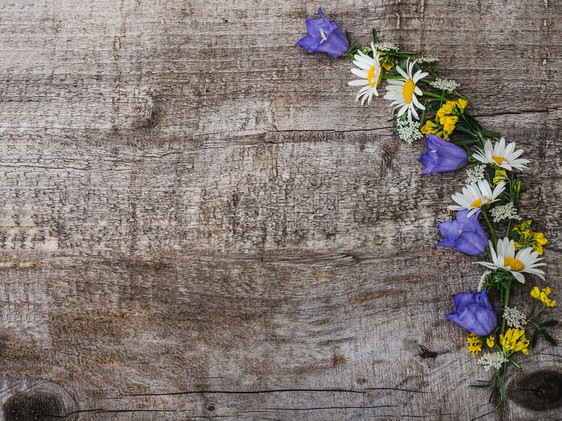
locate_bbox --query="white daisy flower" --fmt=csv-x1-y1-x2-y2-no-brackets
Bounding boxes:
349,43,382,105
384,59,428,120
448,180,506,216
473,138,530,171
475,238,546,284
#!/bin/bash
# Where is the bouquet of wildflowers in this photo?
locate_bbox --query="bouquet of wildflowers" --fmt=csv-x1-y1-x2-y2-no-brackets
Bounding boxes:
297,9,558,411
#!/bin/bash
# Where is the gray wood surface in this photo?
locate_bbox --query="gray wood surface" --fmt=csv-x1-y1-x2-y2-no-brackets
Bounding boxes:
0,0,561,419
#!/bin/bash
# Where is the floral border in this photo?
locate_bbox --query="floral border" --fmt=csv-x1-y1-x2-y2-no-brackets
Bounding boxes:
296,8,557,411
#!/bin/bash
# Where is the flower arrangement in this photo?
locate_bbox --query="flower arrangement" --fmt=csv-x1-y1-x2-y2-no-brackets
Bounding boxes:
296,8,558,411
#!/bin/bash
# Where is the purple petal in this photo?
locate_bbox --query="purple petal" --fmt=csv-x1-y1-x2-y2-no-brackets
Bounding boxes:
420,134,468,175
318,8,329,24
306,18,329,37
452,293,476,308
455,232,487,255
297,10,349,57
446,291,497,336
312,26,349,56
296,35,317,50
438,220,461,241
456,209,479,231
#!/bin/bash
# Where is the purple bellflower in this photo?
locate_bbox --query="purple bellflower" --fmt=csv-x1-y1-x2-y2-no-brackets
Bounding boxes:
436,209,488,255
296,8,349,57
419,133,468,175
446,291,497,336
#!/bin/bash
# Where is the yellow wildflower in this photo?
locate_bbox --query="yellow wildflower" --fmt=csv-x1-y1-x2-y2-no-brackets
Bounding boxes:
531,286,539,298
456,98,468,110
493,169,508,185
422,99,467,140
512,220,548,255
486,335,495,348
500,328,529,355
467,333,484,355
421,120,439,134
381,59,394,71
421,120,449,140
531,286,556,307
442,116,458,135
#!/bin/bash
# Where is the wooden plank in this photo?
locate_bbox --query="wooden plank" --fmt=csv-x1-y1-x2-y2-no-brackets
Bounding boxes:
0,0,561,419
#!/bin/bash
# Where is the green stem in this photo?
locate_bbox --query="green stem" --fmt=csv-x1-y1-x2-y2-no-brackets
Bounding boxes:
381,75,402,79
482,209,496,244
506,219,514,239
421,91,443,99
501,280,511,333
529,304,547,324
501,363,507,413
419,64,439,79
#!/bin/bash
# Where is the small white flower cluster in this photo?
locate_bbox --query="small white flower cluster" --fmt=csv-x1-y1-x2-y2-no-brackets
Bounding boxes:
503,306,527,329
465,164,487,184
374,41,398,52
417,56,439,64
478,352,509,371
477,271,492,291
430,78,459,92
396,116,423,144
490,202,520,223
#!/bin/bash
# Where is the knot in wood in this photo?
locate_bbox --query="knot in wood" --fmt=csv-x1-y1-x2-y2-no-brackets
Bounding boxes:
509,370,562,411
3,392,65,421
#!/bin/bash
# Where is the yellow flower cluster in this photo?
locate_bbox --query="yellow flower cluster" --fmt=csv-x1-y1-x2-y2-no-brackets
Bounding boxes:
531,286,556,307
500,328,529,355
466,333,484,355
421,99,468,140
493,169,508,185
378,54,394,71
512,220,548,255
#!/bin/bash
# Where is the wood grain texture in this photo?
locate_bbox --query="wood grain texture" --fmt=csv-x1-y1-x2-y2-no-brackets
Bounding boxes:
0,0,561,420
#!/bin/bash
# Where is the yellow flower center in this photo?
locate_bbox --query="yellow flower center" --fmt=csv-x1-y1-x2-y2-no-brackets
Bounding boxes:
402,79,415,104
368,66,378,88
470,197,491,208
492,156,507,165
504,257,524,271
470,198,482,208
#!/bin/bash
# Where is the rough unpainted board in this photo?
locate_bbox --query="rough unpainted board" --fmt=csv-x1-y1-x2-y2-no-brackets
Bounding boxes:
0,0,561,420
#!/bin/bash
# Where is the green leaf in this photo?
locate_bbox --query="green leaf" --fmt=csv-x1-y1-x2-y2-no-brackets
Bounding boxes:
531,329,538,347
372,28,377,44
482,130,500,138
454,126,477,136
450,138,479,146
419,108,426,127
541,331,557,346
470,380,492,388
540,320,559,327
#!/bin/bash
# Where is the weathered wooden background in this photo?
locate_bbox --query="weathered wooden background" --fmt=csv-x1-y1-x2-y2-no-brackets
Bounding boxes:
1,0,561,419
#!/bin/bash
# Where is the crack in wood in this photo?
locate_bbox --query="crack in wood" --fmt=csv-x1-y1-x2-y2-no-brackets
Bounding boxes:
113,388,373,398
245,404,397,411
